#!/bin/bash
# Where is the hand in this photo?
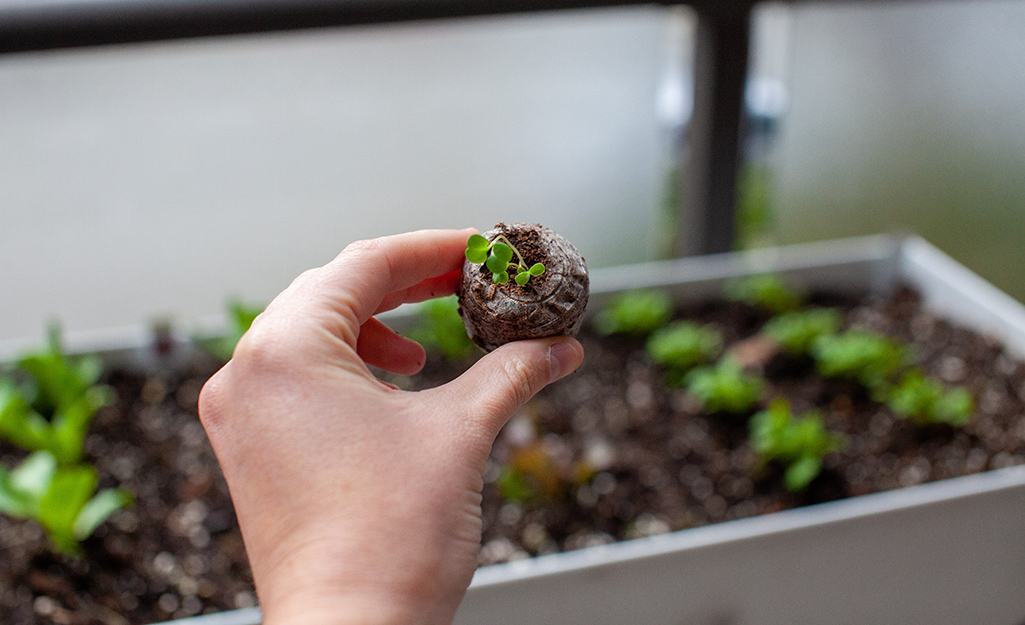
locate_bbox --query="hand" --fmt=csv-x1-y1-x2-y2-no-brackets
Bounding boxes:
198,229,584,625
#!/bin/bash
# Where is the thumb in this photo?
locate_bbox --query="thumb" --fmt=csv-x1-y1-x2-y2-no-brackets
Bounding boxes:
432,336,584,442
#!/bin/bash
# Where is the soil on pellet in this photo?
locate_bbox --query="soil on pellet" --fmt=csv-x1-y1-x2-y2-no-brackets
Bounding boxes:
2,286,1024,623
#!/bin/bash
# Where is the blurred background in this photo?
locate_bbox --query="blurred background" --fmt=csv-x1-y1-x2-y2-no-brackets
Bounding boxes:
2,0,1024,346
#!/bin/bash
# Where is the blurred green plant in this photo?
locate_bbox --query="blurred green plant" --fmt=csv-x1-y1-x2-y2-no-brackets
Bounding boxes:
812,330,905,394
685,358,764,415
0,450,131,556
408,295,476,361
725,274,805,315
750,398,846,492
593,290,673,337
204,300,264,362
762,308,842,356
887,371,974,426
646,321,723,383
0,325,112,465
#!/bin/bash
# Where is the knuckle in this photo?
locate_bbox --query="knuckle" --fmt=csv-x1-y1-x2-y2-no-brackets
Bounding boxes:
499,355,542,409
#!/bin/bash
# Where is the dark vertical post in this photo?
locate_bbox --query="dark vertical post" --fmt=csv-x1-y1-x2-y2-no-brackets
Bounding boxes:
674,3,753,256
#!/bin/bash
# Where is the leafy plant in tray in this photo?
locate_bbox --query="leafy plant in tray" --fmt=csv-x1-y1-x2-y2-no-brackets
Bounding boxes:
726,274,805,314
0,450,132,556
887,370,974,426
646,321,723,384
593,289,673,337
812,329,905,395
762,307,842,356
0,325,112,465
458,223,589,352
408,295,477,360
750,399,847,492
685,358,764,415
0,326,132,556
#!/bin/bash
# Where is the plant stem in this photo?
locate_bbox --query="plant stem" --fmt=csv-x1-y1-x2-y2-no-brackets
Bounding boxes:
491,235,527,269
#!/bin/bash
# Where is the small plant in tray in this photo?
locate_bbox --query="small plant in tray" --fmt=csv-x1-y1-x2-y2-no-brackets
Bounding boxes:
408,295,477,360
646,321,723,383
812,329,905,395
762,308,842,356
887,370,974,426
0,326,132,556
684,358,765,415
750,398,847,492
593,289,673,337
726,274,805,314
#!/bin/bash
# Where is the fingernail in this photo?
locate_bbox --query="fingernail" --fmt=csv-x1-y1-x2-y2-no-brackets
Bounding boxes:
548,340,580,383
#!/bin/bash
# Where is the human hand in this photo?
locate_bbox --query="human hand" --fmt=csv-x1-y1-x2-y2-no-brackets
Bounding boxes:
198,229,584,625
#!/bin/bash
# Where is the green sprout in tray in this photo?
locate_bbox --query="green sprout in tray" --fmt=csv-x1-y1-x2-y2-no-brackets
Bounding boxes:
887,370,974,426
646,321,723,382
593,290,673,337
726,274,805,314
750,398,846,492
685,358,764,415
812,329,905,393
762,308,842,356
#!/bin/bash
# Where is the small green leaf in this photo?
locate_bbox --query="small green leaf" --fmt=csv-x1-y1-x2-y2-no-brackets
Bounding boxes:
10,451,57,499
0,469,35,518
466,234,490,251
40,465,97,555
514,271,530,286
784,456,822,492
486,253,507,275
490,242,513,265
494,272,509,284
74,488,133,541
529,263,545,276
465,248,487,264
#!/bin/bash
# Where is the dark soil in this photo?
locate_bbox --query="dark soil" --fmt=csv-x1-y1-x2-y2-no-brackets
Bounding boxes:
2,286,1024,623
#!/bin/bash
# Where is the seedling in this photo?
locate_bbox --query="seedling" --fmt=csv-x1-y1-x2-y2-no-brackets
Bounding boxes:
887,371,974,426
408,295,476,360
750,398,846,492
594,290,673,336
812,330,905,394
0,451,132,556
465,234,546,286
646,321,723,381
685,358,764,415
762,308,842,356
0,326,112,465
725,274,804,314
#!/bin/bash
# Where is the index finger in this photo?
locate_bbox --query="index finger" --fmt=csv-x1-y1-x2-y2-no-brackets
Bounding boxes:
310,228,475,327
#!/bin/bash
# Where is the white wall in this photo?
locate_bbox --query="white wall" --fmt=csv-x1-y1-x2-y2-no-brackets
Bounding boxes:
0,8,670,346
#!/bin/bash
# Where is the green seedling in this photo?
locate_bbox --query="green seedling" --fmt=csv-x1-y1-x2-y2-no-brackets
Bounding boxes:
750,398,846,492
887,371,974,426
646,321,723,382
812,330,905,394
762,308,842,356
465,234,546,286
685,358,764,415
408,295,476,360
593,290,673,336
0,451,132,556
725,274,805,314
0,326,112,465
